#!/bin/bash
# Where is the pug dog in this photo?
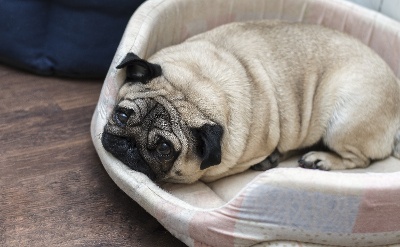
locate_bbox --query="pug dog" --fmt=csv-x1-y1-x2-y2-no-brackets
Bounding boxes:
101,20,400,184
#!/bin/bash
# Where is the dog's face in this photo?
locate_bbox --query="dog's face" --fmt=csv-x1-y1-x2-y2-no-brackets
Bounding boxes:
101,53,224,183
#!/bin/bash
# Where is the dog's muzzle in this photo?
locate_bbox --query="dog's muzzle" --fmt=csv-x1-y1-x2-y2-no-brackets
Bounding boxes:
101,131,156,180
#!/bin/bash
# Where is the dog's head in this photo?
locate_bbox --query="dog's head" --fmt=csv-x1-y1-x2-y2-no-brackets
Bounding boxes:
101,53,224,183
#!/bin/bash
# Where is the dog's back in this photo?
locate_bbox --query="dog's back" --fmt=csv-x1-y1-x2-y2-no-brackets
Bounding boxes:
187,21,400,172
145,20,400,182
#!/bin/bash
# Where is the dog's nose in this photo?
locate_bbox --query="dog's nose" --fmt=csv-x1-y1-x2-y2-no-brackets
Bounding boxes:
101,131,157,180
101,132,137,154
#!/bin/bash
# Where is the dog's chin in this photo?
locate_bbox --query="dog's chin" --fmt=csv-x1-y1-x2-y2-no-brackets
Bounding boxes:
101,131,157,180
159,169,205,184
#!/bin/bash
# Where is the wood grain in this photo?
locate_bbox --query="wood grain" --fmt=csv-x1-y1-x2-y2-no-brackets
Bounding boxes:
0,64,186,246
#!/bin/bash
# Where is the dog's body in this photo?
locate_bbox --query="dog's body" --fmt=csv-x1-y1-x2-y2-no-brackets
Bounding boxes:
102,21,400,183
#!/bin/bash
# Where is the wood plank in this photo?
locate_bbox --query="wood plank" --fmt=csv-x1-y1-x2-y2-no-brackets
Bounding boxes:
0,64,185,246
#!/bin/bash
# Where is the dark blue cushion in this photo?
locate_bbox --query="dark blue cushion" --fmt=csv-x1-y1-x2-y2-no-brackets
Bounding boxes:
0,0,145,78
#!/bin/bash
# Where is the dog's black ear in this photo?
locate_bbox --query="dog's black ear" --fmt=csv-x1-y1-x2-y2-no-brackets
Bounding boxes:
191,124,224,170
116,53,162,84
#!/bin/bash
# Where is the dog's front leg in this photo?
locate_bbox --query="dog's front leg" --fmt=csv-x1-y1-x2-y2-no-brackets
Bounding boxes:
251,149,281,171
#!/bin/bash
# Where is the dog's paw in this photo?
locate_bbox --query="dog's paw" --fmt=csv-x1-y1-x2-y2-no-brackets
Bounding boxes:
251,150,280,171
298,151,332,171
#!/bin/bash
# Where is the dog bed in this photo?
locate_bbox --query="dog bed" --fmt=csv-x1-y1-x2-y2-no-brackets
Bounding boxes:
91,0,400,246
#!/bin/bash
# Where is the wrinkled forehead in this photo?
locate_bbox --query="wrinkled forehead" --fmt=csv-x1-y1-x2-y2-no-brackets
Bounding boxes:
117,82,148,100
116,75,176,101
115,92,180,126
116,90,171,112
117,97,154,112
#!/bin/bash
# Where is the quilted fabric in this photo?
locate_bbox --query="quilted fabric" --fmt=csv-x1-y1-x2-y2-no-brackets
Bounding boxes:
0,0,145,78
91,0,400,246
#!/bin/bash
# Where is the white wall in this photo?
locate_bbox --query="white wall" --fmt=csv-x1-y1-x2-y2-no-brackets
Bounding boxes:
347,0,400,21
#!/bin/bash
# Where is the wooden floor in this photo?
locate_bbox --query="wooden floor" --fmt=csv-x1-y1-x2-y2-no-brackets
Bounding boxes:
0,64,186,246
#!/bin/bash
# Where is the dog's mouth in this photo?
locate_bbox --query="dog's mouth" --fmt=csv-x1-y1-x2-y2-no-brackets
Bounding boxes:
101,131,157,180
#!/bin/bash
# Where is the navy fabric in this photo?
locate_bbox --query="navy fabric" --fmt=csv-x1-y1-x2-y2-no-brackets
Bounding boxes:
0,0,145,78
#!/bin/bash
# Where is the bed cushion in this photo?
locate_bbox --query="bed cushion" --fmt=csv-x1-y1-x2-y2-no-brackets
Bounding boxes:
0,0,145,78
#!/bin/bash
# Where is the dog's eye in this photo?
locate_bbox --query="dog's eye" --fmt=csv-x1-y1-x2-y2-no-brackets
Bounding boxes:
114,108,132,127
156,142,172,156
